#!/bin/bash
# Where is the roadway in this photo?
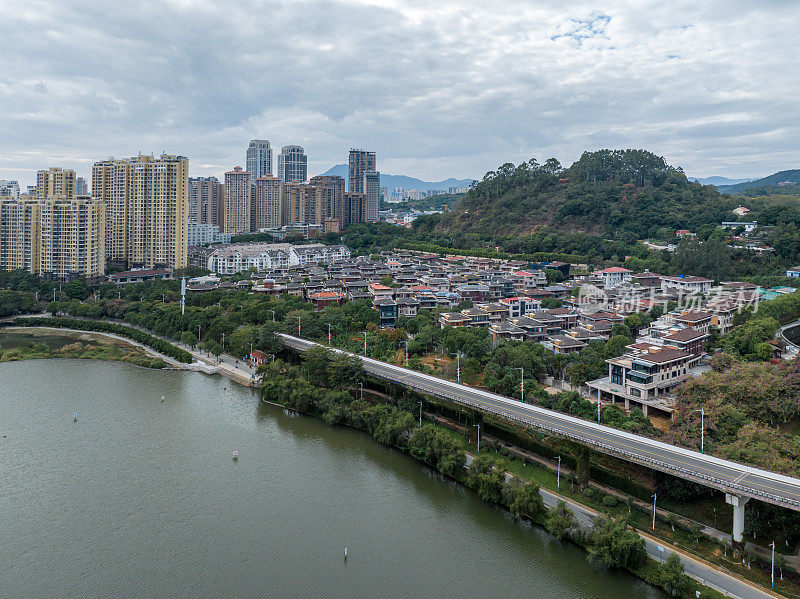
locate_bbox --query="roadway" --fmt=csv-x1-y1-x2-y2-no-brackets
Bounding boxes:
280,334,800,513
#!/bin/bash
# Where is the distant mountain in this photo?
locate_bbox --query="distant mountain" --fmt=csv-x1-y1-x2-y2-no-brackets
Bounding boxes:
718,169,800,195
689,176,752,187
317,164,474,192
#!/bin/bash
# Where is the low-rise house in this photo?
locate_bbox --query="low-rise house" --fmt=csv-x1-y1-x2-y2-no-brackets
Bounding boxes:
248,350,269,366
461,307,490,326
456,284,491,303
500,296,537,319
674,311,713,334
662,328,708,356
546,307,579,328
373,298,398,327
660,275,713,295
439,312,473,328
587,347,699,418
595,267,632,288
396,297,419,318
308,291,346,310
109,268,173,286
542,335,587,355
368,282,394,300
478,302,509,324
489,322,526,344
631,272,662,288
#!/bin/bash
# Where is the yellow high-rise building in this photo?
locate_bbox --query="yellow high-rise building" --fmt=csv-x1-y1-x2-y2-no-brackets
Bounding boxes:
224,166,252,235
39,198,105,279
0,196,42,273
92,154,188,269
253,175,282,231
37,167,76,200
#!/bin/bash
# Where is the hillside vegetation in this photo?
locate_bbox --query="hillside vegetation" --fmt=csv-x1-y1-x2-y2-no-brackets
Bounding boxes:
718,169,800,195
428,149,739,242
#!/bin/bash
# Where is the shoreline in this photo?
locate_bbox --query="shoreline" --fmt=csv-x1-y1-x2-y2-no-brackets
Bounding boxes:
0,328,173,370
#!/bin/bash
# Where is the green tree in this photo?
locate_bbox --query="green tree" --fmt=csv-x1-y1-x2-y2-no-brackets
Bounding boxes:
586,517,646,569
508,481,545,519
545,500,577,539
180,331,198,348
660,553,692,597
64,279,89,300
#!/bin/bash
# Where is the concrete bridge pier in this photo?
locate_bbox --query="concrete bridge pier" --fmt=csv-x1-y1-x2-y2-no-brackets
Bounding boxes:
725,493,750,544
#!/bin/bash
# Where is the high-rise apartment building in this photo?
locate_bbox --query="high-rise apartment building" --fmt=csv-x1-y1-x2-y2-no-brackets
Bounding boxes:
343,192,365,226
348,149,376,193
76,177,88,196
37,167,76,200
253,175,282,231
0,180,20,200
189,176,224,226
309,175,345,228
0,195,104,279
224,166,252,235
92,153,189,269
363,169,381,222
277,145,308,183
0,197,41,273
246,139,272,181
282,181,315,226
39,198,105,279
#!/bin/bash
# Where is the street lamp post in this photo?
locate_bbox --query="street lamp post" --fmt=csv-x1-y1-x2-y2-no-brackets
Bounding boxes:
517,367,524,402
474,424,480,452
327,323,332,345
269,309,275,322
297,316,301,336
652,493,657,532
362,331,367,357
197,324,201,342
418,401,423,427
771,541,775,588
222,332,225,349
404,339,408,367
451,353,461,383
694,407,705,453
557,455,561,490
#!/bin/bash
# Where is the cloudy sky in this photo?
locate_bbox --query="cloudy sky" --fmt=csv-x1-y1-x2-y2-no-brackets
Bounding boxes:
1,0,798,188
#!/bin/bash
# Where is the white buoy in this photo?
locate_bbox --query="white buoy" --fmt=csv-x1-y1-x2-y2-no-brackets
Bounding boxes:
232,450,239,461
161,395,165,402
344,547,348,560
73,412,78,422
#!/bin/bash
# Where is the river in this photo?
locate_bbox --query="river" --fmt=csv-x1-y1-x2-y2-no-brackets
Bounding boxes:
0,358,663,598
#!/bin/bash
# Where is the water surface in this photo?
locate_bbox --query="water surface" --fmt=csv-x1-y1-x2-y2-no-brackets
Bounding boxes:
0,358,663,598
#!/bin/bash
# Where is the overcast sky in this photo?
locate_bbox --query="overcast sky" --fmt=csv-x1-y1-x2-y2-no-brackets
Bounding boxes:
1,0,798,188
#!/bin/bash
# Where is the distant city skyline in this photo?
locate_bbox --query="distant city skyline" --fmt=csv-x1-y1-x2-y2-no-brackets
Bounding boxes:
1,1,798,188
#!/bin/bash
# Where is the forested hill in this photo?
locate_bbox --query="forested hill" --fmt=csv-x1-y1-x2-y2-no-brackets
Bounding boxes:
423,149,740,242
717,169,800,196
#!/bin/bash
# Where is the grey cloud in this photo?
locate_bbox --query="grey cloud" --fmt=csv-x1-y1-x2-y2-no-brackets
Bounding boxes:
0,0,798,187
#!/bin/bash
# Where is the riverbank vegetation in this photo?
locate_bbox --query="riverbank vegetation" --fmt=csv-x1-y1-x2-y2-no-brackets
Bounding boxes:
0,336,167,368
10,317,192,363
